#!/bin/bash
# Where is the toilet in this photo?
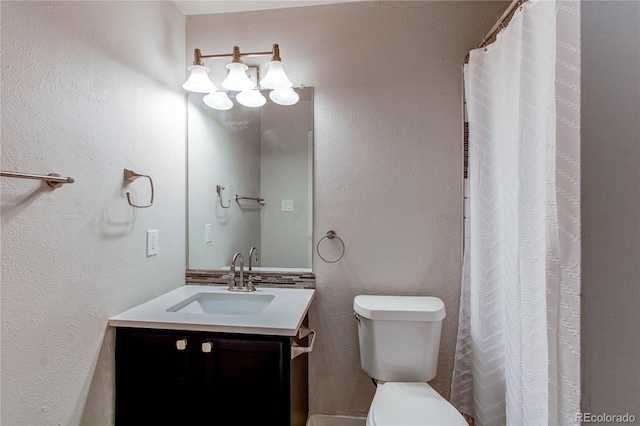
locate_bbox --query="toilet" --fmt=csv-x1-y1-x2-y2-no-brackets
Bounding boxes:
354,295,468,426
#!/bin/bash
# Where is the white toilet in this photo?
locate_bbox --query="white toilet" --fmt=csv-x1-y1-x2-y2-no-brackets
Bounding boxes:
354,295,468,426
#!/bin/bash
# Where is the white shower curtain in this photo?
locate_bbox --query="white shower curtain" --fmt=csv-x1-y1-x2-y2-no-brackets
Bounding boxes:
451,1,581,425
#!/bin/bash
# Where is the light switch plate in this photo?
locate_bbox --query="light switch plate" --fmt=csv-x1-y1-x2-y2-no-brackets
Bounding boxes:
282,200,294,212
205,224,213,243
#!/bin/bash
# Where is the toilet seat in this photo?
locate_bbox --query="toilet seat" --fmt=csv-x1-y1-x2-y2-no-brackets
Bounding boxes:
367,382,468,426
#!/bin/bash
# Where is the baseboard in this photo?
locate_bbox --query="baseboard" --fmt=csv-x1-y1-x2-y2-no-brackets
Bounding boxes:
307,413,367,426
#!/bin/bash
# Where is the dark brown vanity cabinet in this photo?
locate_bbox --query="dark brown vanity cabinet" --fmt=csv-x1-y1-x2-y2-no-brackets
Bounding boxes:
115,327,308,425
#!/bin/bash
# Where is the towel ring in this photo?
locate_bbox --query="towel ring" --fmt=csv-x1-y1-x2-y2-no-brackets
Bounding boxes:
216,185,230,209
316,230,345,263
124,169,154,208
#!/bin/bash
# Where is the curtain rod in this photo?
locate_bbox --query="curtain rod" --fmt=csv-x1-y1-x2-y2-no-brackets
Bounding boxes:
465,0,527,63
477,0,526,48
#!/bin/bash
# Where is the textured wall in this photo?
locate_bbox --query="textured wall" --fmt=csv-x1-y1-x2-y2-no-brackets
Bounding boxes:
186,1,505,417
0,2,186,424
581,0,640,418
188,94,262,268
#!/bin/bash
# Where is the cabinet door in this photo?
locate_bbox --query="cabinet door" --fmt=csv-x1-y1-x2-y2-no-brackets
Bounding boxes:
195,336,290,425
116,329,191,424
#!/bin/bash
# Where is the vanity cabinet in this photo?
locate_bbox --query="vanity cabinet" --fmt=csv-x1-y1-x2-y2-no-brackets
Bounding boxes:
115,327,308,425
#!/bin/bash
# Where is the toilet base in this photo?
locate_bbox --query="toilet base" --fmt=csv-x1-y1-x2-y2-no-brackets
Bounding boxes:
366,382,468,426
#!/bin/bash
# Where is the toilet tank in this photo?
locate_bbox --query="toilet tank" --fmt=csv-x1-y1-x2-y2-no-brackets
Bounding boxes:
354,295,446,382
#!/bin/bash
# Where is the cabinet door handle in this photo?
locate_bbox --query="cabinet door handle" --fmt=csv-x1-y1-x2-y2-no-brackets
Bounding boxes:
176,339,187,351
291,326,316,359
201,342,213,353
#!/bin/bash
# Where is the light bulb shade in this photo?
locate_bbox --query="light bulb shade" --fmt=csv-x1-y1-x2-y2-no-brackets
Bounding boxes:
260,61,293,89
203,92,233,110
183,65,216,93
269,88,300,106
221,63,255,92
236,89,266,108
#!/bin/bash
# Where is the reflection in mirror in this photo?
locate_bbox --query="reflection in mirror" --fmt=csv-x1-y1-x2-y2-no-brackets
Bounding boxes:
188,87,313,271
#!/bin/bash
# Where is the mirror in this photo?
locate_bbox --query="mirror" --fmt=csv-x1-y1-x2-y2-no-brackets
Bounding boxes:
187,87,313,272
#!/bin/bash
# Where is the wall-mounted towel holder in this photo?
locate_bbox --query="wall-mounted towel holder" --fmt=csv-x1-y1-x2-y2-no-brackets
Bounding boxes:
124,169,154,208
0,170,75,189
235,195,265,205
316,230,345,263
216,185,231,209
291,326,316,359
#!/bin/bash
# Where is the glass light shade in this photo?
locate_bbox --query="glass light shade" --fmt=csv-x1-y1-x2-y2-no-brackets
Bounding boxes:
183,65,216,93
269,88,300,106
221,63,255,92
236,89,266,108
260,61,293,89
203,92,233,110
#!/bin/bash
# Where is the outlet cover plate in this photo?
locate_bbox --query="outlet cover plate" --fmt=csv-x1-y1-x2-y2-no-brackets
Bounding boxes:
147,230,159,256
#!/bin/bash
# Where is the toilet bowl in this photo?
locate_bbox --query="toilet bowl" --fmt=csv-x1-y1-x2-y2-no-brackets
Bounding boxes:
367,382,467,426
354,295,467,426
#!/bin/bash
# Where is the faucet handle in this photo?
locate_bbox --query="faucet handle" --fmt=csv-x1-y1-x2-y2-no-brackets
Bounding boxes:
222,273,235,284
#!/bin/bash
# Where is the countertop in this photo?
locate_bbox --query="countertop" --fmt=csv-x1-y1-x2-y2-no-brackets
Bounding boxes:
109,285,315,336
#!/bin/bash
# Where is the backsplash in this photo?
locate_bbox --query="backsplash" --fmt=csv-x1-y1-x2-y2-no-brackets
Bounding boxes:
186,269,316,288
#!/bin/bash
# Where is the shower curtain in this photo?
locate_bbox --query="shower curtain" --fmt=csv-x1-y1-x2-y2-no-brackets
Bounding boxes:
450,1,581,425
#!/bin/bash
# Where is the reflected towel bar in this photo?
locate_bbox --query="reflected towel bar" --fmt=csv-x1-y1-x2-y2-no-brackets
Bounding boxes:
235,195,264,204
0,171,75,189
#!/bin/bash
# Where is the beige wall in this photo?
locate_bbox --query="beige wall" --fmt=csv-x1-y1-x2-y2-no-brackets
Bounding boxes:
581,0,640,418
187,1,505,416
7,1,636,424
0,2,186,424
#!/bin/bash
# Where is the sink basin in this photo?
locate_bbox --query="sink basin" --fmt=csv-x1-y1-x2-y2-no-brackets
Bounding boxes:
166,292,275,316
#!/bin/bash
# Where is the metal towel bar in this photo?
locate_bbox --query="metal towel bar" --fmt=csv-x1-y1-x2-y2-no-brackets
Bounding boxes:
0,170,75,189
235,195,264,204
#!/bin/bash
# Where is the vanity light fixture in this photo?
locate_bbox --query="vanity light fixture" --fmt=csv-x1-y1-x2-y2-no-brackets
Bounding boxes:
183,44,297,110
236,89,267,108
203,92,233,110
269,88,300,106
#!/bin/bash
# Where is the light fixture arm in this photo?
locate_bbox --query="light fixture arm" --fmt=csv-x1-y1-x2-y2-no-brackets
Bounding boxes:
192,44,282,66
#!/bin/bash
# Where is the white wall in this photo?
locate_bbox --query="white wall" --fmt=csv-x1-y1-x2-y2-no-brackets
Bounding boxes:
0,2,186,424
188,94,261,268
186,1,505,416
581,0,640,418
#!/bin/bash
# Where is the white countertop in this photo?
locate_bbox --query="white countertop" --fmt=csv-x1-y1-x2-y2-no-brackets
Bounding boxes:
109,285,315,336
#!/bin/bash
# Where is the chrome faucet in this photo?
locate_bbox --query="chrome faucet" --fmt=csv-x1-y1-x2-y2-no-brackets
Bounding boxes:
227,252,255,292
248,246,260,271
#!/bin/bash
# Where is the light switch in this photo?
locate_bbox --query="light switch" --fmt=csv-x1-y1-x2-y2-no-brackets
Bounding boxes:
282,200,294,212
205,224,213,243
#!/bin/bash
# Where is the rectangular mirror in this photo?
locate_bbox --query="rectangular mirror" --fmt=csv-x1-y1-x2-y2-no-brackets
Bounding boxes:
187,87,313,272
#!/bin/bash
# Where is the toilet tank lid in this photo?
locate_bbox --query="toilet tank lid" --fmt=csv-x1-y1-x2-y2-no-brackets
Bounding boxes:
354,295,445,321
